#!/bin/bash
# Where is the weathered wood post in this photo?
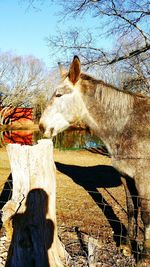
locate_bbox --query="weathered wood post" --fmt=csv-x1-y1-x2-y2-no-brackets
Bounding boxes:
1,139,67,267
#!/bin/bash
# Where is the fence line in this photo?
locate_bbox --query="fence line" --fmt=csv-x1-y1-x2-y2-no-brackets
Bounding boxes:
1,176,148,266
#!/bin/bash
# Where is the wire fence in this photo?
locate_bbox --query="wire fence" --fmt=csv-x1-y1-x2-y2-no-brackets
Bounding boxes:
56,184,145,266
0,171,149,267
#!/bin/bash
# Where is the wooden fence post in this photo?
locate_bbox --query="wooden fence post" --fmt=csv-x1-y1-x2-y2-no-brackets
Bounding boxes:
1,139,67,267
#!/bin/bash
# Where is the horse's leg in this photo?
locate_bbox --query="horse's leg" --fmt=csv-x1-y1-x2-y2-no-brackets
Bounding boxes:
121,176,138,244
139,196,150,253
135,172,150,266
136,197,150,266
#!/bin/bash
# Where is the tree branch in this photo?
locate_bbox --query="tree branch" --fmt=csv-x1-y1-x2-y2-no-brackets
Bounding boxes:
108,43,150,65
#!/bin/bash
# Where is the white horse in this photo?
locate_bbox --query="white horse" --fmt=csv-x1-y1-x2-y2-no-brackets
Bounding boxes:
40,56,150,266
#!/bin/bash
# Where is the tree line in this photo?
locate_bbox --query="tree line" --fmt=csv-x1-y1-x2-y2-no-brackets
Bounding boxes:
0,52,54,124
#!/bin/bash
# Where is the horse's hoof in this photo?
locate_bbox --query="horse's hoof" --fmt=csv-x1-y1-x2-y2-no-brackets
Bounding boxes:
119,244,132,256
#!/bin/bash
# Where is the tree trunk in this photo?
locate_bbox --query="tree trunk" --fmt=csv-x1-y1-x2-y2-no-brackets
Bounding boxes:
1,139,67,267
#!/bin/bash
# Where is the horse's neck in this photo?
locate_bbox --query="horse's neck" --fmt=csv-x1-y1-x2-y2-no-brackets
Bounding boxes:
84,84,133,129
83,84,134,152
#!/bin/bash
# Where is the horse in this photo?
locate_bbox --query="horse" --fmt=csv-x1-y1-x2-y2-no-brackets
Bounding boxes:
39,56,150,266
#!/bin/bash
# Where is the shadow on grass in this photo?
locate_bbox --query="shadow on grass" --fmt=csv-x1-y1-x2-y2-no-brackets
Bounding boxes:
55,161,139,251
5,189,54,267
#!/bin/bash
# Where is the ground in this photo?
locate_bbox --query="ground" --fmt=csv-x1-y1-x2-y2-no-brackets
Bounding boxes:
54,149,127,237
0,148,140,266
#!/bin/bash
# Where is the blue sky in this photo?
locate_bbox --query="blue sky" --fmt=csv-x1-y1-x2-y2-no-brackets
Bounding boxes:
0,1,61,68
0,0,114,69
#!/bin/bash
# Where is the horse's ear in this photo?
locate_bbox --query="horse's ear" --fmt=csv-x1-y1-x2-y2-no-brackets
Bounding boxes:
58,62,66,77
68,56,81,84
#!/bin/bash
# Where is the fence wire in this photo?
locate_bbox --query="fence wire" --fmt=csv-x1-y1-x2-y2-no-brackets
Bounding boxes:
56,183,146,266
1,173,149,267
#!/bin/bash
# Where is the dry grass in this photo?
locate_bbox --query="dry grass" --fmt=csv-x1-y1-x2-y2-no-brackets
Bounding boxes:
0,147,10,192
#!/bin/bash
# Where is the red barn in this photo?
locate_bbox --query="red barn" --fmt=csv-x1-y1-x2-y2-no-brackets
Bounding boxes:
0,107,33,125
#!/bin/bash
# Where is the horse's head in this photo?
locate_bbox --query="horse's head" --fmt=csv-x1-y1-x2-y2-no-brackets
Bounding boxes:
39,56,88,138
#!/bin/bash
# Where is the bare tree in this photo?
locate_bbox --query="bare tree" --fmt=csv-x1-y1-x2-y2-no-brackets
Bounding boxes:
44,0,150,67
0,52,52,124
31,72,56,122
23,0,150,94
23,0,150,65
119,50,150,94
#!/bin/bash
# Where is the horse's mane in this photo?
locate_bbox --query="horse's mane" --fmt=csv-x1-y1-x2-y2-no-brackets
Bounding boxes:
80,73,147,98
80,73,149,116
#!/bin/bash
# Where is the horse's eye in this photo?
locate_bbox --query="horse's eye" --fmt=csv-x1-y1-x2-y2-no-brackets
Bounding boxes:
56,93,62,98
